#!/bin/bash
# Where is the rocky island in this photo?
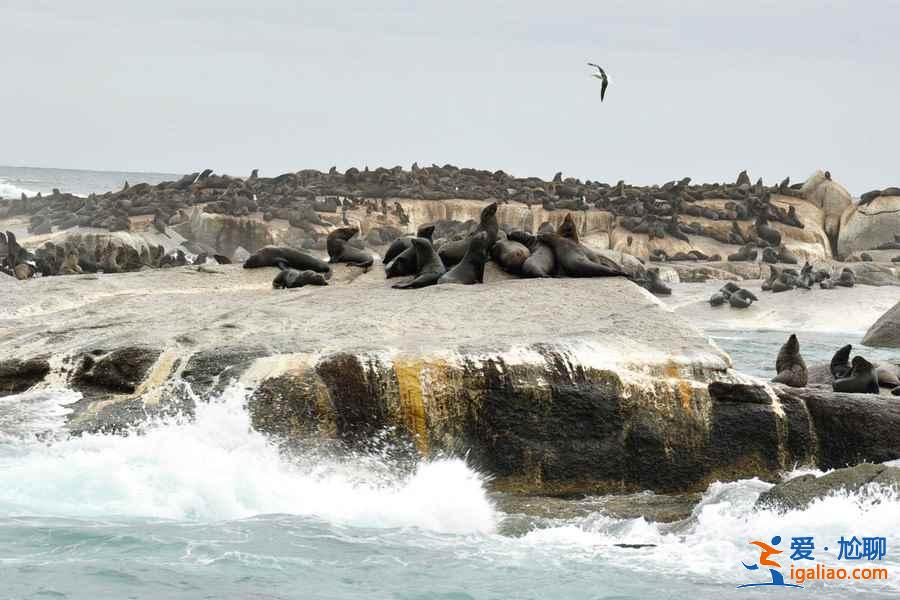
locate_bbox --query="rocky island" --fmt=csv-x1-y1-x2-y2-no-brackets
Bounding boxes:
2,165,899,498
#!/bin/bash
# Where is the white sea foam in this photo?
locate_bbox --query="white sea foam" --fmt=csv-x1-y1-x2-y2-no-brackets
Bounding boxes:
0,177,34,199
0,387,497,534
512,473,900,593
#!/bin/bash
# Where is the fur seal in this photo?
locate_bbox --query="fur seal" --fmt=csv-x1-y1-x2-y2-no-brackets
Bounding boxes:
833,356,880,394
833,344,900,389
273,268,329,289
327,227,374,268
772,334,807,387
727,245,757,262
709,282,739,306
244,246,331,273
438,203,499,268
491,239,531,275
755,216,782,247
836,268,855,287
385,225,438,278
383,224,436,265
392,238,447,289
537,233,622,278
557,213,580,242
438,231,490,285
728,288,758,309
510,231,556,278
639,267,671,296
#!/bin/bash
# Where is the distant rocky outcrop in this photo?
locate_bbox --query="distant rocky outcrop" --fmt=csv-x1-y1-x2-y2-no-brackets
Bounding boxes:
838,194,900,257
3,166,878,273
863,300,900,348
800,170,852,251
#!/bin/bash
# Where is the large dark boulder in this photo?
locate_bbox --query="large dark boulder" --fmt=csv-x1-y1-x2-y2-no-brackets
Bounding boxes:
72,347,162,396
774,385,900,468
0,358,51,396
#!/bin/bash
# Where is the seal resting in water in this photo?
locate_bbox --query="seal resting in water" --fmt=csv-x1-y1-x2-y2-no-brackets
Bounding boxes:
327,227,374,268
772,334,807,387
244,246,331,273
392,238,446,289
438,231,490,285
537,233,622,278
833,356,880,394
273,268,329,289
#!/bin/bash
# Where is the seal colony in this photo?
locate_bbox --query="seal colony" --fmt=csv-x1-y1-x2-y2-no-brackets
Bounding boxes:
242,204,647,292
4,163,898,283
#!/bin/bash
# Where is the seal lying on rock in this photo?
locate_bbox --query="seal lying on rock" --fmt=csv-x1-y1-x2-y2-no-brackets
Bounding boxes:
244,246,331,273
491,239,531,275
327,227,374,268
537,233,622,278
438,203,499,267
636,267,671,296
709,282,740,306
728,288,758,309
772,334,807,387
835,268,855,288
509,231,556,278
754,215,782,247
273,268,329,289
383,224,436,265
833,356,880,394
438,231,490,285
392,238,447,289
832,344,900,390
727,244,757,262
830,344,853,379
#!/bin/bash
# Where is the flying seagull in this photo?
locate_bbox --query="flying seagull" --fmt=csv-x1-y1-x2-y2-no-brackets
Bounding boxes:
587,62,609,101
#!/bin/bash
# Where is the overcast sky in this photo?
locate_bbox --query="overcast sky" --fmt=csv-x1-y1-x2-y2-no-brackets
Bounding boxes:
2,1,899,194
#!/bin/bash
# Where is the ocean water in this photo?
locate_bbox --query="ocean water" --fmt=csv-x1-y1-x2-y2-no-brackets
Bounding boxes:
711,329,899,379
1,332,898,599
0,165,179,199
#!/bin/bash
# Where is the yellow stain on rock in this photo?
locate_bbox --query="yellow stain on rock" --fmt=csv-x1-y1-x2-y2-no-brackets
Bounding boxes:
133,348,179,405
394,359,436,455
665,360,696,413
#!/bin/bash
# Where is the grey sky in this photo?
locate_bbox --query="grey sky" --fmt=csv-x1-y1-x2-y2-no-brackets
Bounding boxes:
2,1,899,194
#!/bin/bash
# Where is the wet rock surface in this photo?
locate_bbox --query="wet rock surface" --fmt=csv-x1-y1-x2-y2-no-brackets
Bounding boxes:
757,463,900,510
3,259,899,494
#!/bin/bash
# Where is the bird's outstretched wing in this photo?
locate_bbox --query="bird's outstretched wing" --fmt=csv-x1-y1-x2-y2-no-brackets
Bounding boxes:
601,77,608,101
587,62,606,78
